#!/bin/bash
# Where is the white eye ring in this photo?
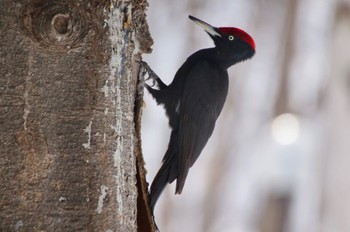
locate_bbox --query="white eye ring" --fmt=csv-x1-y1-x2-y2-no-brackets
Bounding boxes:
228,35,235,41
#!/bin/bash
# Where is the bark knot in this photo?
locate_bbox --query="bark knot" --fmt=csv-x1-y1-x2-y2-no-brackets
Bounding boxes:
21,0,93,51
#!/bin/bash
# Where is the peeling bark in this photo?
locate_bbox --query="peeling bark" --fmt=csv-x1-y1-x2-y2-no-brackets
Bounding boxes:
0,0,153,231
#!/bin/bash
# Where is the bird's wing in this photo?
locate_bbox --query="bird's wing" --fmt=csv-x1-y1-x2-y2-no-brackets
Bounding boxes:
176,60,228,194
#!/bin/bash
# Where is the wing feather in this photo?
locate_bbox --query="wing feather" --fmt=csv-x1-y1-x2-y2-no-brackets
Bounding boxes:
175,60,228,193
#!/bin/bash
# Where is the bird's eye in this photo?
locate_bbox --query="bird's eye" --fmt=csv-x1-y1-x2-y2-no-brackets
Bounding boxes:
228,35,235,41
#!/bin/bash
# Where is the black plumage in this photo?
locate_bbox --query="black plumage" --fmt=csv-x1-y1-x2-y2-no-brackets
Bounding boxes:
143,15,256,212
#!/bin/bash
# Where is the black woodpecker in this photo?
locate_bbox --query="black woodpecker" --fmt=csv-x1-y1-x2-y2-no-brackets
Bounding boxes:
142,15,256,213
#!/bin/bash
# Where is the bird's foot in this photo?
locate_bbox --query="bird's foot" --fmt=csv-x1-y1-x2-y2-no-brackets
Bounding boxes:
137,61,157,94
139,61,164,89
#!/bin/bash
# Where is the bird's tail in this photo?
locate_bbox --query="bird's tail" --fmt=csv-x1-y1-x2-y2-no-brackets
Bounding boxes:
149,131,178,212
149,156,172,212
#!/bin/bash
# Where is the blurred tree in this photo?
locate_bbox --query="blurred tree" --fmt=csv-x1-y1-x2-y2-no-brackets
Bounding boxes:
321,1,350,232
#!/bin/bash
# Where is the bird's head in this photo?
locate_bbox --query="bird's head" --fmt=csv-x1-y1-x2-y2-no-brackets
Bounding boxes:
189,15,255,66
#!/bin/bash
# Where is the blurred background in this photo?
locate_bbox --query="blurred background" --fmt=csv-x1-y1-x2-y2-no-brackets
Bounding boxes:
141,0,350,231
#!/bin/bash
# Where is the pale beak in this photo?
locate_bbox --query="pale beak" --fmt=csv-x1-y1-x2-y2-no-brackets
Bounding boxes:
189,15,222,37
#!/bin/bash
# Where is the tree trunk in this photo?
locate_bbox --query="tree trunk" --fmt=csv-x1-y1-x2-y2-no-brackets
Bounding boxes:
0,0,154,231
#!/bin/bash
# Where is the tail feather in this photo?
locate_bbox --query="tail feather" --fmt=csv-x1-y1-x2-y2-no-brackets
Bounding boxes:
149,157,172,212
150,131,178,212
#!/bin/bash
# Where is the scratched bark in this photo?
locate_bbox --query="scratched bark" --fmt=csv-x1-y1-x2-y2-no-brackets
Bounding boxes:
0,0,153,231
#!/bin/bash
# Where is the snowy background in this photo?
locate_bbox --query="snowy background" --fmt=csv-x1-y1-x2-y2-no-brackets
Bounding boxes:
141,0,350,231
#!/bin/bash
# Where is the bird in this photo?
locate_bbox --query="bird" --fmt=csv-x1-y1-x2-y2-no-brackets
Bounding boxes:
142,15,256,213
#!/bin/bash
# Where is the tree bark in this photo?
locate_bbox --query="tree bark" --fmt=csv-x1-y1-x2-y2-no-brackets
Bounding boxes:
0,0,153,231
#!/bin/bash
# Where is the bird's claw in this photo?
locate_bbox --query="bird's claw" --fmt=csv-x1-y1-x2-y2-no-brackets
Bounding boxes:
138,61,158,87
138,61,148,81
